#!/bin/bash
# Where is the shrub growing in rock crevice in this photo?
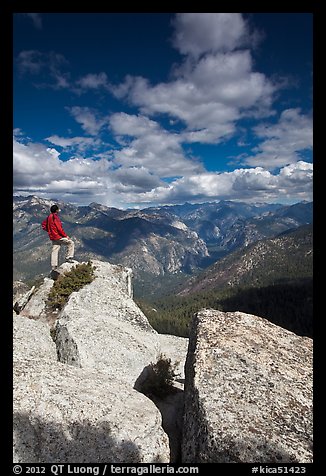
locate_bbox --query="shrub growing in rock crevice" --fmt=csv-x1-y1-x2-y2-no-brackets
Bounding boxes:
46,261,95,311
141,354,180,398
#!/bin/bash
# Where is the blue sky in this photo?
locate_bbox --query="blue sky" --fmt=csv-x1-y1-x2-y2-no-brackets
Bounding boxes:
13,12,313,209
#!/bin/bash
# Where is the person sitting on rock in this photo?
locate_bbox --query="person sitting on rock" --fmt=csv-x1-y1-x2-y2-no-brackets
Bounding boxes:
42,204,77,270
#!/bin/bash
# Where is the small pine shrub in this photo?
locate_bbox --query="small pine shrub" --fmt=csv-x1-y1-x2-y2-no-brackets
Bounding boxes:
141,353,179,398
46,261,95,310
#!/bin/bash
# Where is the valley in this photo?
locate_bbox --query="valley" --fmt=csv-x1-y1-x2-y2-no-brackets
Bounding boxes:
13,195,313,338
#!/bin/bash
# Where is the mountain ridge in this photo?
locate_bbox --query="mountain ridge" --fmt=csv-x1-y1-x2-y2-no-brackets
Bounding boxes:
178,223,313,296
137,224,312,338
13,195,313,298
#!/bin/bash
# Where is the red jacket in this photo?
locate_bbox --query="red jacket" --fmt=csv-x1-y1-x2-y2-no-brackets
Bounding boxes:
44,213,68,241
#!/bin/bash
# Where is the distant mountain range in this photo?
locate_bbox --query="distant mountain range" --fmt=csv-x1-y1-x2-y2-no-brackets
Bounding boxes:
178,224,313,296
137,224,313,338
13,195,313,298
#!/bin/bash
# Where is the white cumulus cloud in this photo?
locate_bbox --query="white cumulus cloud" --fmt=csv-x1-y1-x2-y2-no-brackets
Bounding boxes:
13,13,312,208
13,135,313,208
112,35,275,144
171,13,255,57
124,163,313,206
109,113,204,177
68,106,108,135
244,108,313,169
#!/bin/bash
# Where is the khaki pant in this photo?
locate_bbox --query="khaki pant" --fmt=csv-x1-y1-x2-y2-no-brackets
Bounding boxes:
51,237,75,268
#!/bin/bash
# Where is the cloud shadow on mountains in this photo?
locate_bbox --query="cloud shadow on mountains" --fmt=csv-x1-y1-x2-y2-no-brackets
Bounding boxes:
77,214,191,256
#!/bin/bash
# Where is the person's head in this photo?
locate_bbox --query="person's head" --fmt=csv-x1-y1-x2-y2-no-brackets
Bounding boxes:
50,204,59,213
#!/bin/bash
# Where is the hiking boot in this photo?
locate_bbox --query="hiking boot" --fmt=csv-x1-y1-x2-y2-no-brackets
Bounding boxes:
50,268,60,280
65,257,78,264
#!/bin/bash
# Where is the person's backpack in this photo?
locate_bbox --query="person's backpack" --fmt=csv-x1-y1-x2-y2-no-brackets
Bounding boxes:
41,217,49,232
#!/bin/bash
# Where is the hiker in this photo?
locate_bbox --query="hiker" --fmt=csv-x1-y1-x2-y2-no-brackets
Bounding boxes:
42,204,76,270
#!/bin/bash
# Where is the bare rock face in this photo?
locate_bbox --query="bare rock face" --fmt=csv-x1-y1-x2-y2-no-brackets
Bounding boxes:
18,278,54,322
13,311,57,362
14,261,133,326
13,280,31,305
13,285,36,314
54,260,159,386
13,260,172,463
182,309,313,463
13,316,169,463
158,333,188,386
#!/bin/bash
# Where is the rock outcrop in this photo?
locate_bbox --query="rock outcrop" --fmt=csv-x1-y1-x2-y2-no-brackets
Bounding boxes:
13,285,36,314
54,261,156,384
182,309,313,463
13,316,170,463
13,280,32,304
18,278,54,323
13,260,313,464
13,260,186,463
